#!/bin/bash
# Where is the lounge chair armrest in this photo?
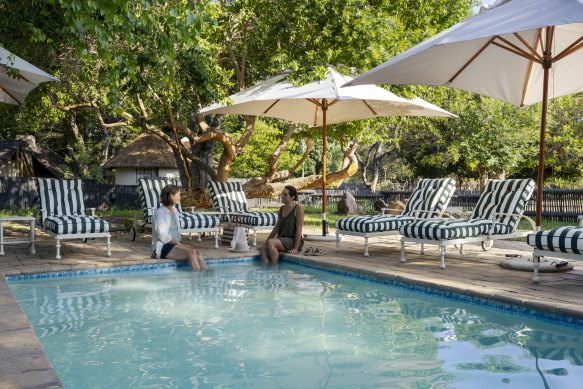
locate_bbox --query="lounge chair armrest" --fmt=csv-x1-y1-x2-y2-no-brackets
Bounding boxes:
379,207,404,215
86,207,96,217
487,212,536,235
410,209,444,219
194,211,222,216
186,205,196,213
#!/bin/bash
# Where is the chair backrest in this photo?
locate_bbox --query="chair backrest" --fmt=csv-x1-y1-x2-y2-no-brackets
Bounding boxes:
207,181,249,214
36,178,86,224
137,178,183,220
402,178,456,218
470,178,535,231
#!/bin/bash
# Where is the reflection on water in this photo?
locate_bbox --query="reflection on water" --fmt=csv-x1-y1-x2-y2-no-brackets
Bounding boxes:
10,263,583,389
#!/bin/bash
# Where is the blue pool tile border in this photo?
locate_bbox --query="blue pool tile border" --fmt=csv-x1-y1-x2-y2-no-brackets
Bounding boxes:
6,255,583,329
5,256,260,281
284,257,583,330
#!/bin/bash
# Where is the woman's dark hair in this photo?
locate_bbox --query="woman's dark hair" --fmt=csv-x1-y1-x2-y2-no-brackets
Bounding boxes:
160,184,181,206
284,185,298,201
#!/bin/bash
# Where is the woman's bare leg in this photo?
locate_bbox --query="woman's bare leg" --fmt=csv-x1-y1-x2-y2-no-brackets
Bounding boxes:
260,245,270,265
166,244,201,270
266,238,286,264
194,248,207,269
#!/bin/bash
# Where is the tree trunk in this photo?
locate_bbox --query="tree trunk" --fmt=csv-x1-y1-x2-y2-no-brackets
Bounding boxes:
478,165,488,193
243,143,359,199
493,167,506,180
190,139,216,188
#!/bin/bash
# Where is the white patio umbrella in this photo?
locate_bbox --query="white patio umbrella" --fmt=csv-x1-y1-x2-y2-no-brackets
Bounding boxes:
345,0,583,227
0,46,59,106
200,69,455,236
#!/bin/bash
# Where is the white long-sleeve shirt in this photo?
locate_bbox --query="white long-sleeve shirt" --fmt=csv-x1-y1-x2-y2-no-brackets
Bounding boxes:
151,206,181,258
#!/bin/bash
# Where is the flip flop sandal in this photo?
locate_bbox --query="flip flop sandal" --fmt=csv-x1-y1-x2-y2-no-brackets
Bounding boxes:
304,247,314,255
312,248,327,256
555,261,569,268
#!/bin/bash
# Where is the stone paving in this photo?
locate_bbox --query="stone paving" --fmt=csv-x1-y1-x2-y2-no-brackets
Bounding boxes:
1,219,583,388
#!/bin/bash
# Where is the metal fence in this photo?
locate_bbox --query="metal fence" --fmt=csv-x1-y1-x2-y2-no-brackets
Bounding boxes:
1,177,582,222
303,188,583,222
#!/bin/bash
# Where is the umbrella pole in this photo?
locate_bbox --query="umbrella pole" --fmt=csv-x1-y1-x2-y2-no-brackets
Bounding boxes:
536,44,552,229
322,99,328,236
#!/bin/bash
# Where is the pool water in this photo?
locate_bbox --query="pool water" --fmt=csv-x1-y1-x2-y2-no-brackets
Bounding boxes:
9,262,583,388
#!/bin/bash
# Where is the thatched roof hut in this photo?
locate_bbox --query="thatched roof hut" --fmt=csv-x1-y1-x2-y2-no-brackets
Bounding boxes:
0,135,69,177
104,133,179,169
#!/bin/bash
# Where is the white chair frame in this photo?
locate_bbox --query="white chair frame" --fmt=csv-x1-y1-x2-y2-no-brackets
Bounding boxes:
336,209,445,257
36,207,111,260
532,215,583,282
400,212,536,269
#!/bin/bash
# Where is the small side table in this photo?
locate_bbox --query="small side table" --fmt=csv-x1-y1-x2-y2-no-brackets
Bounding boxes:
0,216,36,255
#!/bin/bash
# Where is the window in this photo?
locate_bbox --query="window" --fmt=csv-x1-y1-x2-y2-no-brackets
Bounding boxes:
136,168,157,183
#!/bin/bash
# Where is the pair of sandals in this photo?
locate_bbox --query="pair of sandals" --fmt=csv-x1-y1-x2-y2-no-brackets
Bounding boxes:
304,247,326,256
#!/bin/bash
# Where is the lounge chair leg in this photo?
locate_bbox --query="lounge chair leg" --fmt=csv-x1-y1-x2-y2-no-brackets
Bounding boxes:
533,255,540,282
252,229,257,246
420,243,424,255
106,235,111,257
214,232,219,249
459,244,464,254
55,239,61,260
189,233,193,240
400,241,406,263
440,246,446,269
335,233,340,252
364,237,369,257
197,233,201,242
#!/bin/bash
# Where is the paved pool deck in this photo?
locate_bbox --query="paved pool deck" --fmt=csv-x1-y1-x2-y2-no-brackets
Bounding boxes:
1,220,582,388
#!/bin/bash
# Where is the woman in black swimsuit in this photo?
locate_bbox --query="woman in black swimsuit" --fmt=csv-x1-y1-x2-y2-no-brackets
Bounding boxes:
260,185,305,264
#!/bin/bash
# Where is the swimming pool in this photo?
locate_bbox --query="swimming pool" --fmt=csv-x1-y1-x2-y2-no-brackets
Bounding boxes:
9,260,583,388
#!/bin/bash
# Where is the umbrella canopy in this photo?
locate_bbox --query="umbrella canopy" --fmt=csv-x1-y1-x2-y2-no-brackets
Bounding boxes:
346,0,583,226
200,69,455,235
201,70,454,125
0,46,59,106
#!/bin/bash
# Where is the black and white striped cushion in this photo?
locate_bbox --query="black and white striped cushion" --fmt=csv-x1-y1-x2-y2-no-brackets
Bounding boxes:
527,226,583,254
399,218,512,240
402,178,456,218
470,179,535,233
240,211,278,227
401,178,534,240
336,178,456,233
180,212,221,229
335,214,416,233
208,181,278,227
36,178,86,227
137,178,183,221
43,216,110,234
207,181,249,214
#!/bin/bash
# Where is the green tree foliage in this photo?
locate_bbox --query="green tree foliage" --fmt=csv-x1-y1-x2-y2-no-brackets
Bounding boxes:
542,94,583,187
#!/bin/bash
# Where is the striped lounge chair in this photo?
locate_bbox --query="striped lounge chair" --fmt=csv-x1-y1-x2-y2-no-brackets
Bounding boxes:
131,178,221,248
400,178,536,269
335,178,456,256
528,215,583,282
35,178,111,259
207,181,278,246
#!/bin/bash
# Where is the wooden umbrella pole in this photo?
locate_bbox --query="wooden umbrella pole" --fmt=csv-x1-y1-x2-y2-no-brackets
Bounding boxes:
536,28,554,229
536,66,549,229
322,99,328,236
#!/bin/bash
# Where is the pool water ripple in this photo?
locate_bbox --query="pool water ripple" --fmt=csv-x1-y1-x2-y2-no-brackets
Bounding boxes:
9,262,583,388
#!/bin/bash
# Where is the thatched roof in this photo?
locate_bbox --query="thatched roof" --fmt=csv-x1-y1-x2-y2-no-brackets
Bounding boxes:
0,137,69,178
104,133,179,169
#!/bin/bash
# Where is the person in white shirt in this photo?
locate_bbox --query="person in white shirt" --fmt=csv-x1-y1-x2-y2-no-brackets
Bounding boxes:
151,184,207,270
